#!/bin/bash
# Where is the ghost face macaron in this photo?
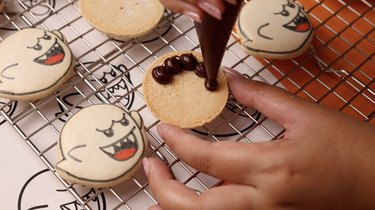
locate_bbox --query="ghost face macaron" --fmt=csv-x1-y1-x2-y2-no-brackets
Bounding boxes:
236,0,313,59
56,104,148,188
0,28,74,101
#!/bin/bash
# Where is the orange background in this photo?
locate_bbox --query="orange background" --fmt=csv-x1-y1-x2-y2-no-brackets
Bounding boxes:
239,0,374,123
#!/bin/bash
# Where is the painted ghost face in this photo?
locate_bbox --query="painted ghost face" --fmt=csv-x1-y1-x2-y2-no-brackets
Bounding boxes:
56,104,147,186
0,28,73,99
237,0,313,58
95,64,134,108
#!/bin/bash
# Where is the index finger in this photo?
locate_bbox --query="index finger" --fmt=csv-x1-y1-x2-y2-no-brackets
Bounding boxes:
160,0,204,22
225,67,321,130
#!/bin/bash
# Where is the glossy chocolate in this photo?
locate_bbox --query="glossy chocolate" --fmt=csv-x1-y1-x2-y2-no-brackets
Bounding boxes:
151,54,210,85
180,53,197,70
164,55,183,74
194,62,207,78
205,79,218,91
195,1,242,91
152,66,172,84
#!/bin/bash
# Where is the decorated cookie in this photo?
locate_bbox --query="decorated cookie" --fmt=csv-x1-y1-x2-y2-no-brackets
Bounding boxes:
56,104,148,188
0,28,74,101
236,0,313,59
143,51,228,129
79,0,165,41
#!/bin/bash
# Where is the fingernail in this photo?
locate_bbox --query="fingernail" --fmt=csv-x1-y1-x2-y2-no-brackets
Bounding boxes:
143,158,149,177
156,123,165,139
223,66,243,79
148,205,164,210
198,2,222,20
182,10,202,23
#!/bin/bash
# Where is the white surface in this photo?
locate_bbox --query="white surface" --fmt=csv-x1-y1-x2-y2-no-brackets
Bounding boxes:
0,0,283,209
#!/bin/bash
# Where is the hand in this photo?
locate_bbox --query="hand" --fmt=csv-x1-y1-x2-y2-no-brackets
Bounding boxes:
143,67,375,210
159,0,238,22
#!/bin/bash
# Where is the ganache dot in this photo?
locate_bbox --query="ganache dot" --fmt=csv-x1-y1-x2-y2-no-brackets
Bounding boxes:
205,79,218,91
194,62,207,78
152,66,172,84
180,53,197,70
164,55,183,74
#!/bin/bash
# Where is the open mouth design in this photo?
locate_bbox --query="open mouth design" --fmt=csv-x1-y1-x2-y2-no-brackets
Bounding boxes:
99,79,127,99
100,126,139,161
34,39,65,65
283,8,311,32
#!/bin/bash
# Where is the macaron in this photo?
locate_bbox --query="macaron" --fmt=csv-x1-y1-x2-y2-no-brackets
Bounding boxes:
143,51,229,128
235,0,314,59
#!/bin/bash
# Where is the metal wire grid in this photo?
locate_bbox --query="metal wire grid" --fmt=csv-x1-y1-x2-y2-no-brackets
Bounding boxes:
0,0,373,209
258,0,374,122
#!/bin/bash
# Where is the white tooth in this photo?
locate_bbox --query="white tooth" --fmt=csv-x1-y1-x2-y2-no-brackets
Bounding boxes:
289,21,297,27
116,142,122,147
102,146,115,155
40,55,48,61
122,137,128,143
108,87,115,93
99,90,110,99
119,80,126,89
128,135,135,143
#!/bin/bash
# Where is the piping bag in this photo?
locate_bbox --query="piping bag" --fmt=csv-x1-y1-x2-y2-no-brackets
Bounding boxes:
194,1,242,91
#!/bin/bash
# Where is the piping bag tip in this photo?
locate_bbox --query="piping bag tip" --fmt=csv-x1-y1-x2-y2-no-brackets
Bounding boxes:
194,1,243,91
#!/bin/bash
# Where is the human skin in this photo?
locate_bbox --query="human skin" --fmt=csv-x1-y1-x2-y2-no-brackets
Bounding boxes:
143,67,375,210
159,0,238,22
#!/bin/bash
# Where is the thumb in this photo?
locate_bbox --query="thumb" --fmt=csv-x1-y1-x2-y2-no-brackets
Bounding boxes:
144,157,200,210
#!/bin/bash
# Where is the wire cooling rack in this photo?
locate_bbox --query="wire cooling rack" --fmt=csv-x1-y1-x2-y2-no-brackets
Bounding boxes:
0,0,373,209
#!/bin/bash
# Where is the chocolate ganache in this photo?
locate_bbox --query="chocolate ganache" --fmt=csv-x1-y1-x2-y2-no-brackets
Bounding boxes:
152,53,208,84
194,1,243,91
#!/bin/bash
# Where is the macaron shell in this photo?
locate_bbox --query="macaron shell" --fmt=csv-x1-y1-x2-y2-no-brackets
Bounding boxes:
0,28,74,101
80,0,165,41
236,0,314,59
143,51,229,129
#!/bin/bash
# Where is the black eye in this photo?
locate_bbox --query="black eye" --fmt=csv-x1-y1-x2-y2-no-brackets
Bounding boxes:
100,78,108,83
110,69,117,77
103,128,114,137
282,10,289,16
288,2,295,8
120,114,129,126
43,34,51,40
33,44,42,51
274,6,290,17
